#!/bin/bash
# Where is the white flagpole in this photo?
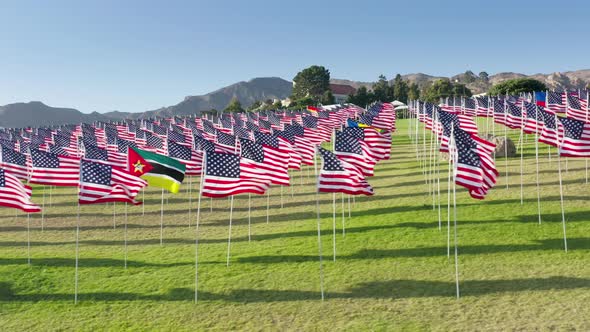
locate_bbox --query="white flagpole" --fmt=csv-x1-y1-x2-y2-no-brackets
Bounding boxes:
41,186,45,231
188,176,193,227
453,164,460,299
341,193,345,237
27,213,31,265
49,185,52,207
518,128,524,204
313,148,325,300
534,109,542,224
74,203,80,304
160,189,164,246
504,117,509,189
248,193,252,242
266,188,270,224
347,195,351,219
447,142,452,258
113,202,116,229
194,155,206,303
226,195,234,267
124,203,128,269
332,192,336,261
556,134,568,252
280,185,283,208
142,189,145,216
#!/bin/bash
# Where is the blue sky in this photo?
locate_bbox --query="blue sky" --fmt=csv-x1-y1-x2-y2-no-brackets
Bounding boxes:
1,0,588,113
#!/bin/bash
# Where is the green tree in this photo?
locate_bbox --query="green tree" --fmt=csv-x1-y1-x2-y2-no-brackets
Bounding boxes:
320,90,335,105
452,83,472,97
479,71,489,82
392,74,409,103
372,75,390,102
408,83,420,101
272,100,283,109
488,78,547,95
247,100,262,112
422,79,453,103
224,97,244,113
291,65,331,102
346,86,372,107
463,70,476,83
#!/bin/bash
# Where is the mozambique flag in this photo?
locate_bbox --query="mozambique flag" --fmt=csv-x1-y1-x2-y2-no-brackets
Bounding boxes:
307,106,319,113
130,147,186,193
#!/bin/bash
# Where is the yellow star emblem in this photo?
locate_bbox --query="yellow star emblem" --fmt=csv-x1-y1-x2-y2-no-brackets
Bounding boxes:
133,160,145,173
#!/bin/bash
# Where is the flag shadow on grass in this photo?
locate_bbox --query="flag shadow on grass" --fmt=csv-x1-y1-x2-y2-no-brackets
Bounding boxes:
0,257,197,268
236,237,590,263
3,276,590,303
0,223,414,248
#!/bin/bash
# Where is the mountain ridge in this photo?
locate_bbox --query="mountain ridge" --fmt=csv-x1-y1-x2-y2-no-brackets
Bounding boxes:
2,69,589,128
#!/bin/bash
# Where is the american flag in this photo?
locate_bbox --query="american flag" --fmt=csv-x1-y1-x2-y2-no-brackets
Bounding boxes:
462,98,476,116
168,130,188,144
547,91,566,114
239,138,289,186
0,146,29,180
451,128,498,199
538,109,561,147
475,96,490,117
0,168,41,213
344,127,391,161
194,136,216,152
334,131,376,176
168,140,203,176
523,102,544,135
29,148,80,186
566,92,589,122
252,131,291,176
492,98,507,126
216,131,238,153
317,147,373,196
116,137,137,154
201,151,269,198
557,117,590,157
506,102,524,129
78,159,147,205
284,124,315,165
436,109,457,153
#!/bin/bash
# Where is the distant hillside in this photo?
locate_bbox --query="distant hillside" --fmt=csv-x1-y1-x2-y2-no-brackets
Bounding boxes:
137,77,292,119
0,77,293,127
335,69,590,95
2,70,589,128
0,101,112,128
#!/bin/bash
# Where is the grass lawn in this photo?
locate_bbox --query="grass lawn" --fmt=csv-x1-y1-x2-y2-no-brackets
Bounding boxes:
1,118,589,331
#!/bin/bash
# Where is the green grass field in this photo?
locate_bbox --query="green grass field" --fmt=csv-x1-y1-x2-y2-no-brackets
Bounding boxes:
1,119,590,331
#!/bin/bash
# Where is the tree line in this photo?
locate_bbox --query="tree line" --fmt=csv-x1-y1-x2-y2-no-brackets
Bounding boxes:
219,65,579,113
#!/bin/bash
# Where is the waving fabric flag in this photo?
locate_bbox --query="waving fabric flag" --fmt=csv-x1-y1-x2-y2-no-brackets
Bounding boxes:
239,138,289,186
0,169,41,213
78,159,147,205
0,146,29,180
523,102,544,134
557,117,590,157
565,93,589,122
451,128,498,200
29,148,80,186
131,147,185,193
334,131,376,176
167,140,203,176
201,151,269,198
538,110,561,147
317,147,373,196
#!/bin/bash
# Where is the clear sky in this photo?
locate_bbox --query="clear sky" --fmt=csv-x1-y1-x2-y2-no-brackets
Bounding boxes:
1,0,588,113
